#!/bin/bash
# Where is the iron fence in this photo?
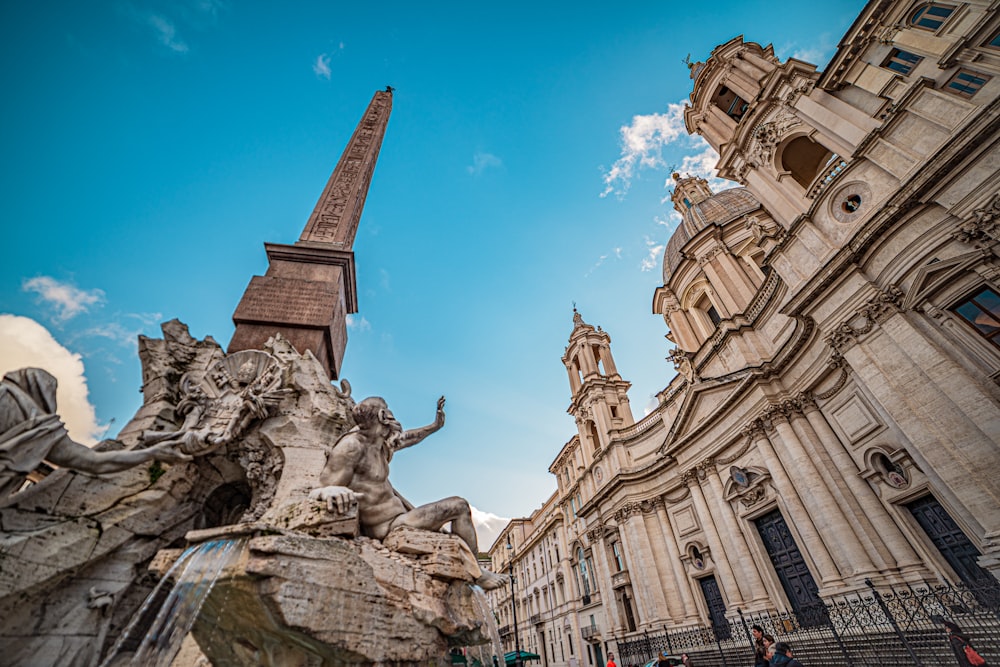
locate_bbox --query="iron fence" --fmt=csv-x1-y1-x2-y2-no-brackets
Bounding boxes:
614,579,1000,667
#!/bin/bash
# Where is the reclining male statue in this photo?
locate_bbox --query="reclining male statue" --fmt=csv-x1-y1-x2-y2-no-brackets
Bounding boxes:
0,367,190,501
309,395,508,590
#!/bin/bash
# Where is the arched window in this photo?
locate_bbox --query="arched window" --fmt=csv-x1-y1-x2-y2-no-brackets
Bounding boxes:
587,421,601,453
909,3,954,31
780,136,835,189
592,344,605,375
711,85,748,121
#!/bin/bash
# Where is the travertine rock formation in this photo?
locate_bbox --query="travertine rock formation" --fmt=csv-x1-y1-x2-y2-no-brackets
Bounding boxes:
0,321,492,666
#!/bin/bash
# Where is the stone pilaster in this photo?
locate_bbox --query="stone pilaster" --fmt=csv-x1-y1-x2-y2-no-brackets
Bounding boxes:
652,498,700,623
798,395,927,582
746,420,842,589
683,469,745,607
700,458,771,606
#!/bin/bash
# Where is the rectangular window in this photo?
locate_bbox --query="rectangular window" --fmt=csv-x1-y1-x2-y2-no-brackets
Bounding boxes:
945,69,991,98
988,30,1000,49
953,287,1000,345
882,48,923,75
612,542,624,571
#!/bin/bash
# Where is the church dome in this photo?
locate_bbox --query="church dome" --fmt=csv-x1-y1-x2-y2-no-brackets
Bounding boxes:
663,186,761,281
685,187,760,231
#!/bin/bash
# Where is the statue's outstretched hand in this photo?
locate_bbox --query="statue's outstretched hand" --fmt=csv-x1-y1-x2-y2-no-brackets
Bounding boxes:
309,485,362,515
436,396,446,413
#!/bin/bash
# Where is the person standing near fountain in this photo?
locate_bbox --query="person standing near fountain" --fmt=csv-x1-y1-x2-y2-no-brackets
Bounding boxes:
0,367,190,500
309,394,509,589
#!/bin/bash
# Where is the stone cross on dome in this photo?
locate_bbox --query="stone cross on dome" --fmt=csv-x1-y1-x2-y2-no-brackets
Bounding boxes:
228,88,393,380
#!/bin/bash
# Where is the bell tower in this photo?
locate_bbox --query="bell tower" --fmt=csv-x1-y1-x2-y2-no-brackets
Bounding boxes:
562,308,634,458
228,88,393,379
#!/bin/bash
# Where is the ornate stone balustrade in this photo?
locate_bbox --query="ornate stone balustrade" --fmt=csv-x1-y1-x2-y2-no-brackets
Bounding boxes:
807,157,848,199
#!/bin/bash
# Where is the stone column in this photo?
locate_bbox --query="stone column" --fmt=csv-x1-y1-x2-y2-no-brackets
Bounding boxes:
701,459,771,606
799,395,926,579
684,470,745,607
617,504,670,627
653,497,702,623
748,421,842,589
767,405,872,579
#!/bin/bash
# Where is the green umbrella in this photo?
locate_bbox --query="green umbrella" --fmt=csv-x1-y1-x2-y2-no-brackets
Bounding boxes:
504,650,542,665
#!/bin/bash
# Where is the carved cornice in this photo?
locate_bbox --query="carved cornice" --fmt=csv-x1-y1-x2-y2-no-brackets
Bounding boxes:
825,285,904,352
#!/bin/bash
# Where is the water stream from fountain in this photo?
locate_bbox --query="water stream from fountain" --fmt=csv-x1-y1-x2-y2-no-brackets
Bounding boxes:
469,584,504,665
100,538,248,667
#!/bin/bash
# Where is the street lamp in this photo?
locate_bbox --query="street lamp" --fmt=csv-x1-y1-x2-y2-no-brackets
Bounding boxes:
507,536,522,667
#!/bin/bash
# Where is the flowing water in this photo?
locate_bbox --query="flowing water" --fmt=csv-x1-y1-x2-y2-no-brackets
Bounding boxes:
100,538,247,667
467,584,504,665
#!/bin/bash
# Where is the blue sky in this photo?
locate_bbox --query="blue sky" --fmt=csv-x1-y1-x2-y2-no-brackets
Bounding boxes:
0,0,865,536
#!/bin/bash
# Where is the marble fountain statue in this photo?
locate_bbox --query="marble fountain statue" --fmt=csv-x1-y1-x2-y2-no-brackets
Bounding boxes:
0,88,505,666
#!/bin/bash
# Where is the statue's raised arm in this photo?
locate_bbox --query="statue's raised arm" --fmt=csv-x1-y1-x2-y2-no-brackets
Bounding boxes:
395,395,445,452
308,394,508,589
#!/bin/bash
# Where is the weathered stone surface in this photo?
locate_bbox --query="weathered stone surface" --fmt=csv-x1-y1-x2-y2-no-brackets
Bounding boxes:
187,534,490,666
267,498,360,538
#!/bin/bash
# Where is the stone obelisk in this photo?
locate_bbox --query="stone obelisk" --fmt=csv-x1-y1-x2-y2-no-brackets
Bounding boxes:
228,88,392,379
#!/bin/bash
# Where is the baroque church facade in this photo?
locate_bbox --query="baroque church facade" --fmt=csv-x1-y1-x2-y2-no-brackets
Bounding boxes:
487,0,1000,664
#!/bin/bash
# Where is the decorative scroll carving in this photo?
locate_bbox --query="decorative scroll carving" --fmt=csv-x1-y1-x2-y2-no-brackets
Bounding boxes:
826,285,904,351
142,350,286,458
877,24,901,45
783,80,816,107
953,192,1000,245
745,108,799,169
739,485,767,507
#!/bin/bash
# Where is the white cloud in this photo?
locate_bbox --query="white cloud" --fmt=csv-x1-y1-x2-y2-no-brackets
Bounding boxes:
601,102,689,198
23,276,105,322
346,314,371,332
313,53,332,80
147,14,189,53
584,247,623,277
78,322,144,348
471,506,509,551
0,315,105,445
467,152,503,176
640,237,665,272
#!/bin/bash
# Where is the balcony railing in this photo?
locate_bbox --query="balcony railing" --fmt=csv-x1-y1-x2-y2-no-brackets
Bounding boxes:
807,156,848,199
612,569,631,589
581,624,599,640
530,613,542,625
